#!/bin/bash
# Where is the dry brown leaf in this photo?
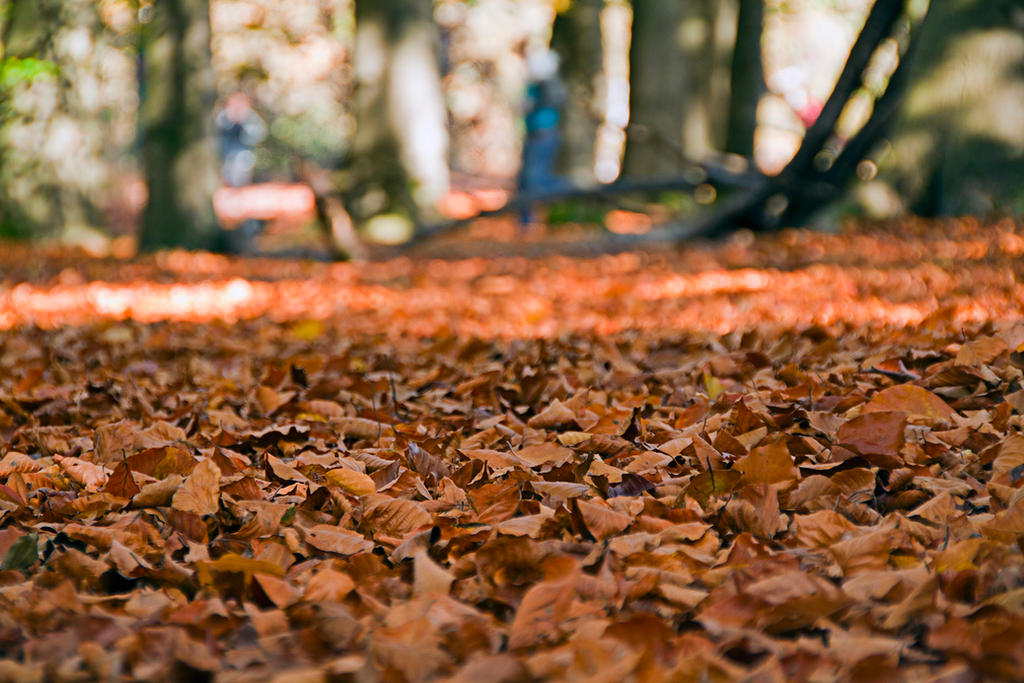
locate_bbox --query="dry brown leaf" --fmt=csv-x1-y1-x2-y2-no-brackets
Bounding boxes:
734,441,797,485
980,497,1024,542
131,474,183,508
171,458,222,516
266,454,307,483
363,495,432,539
516,443,574,468
303,525,374,555
837,411,906,466
576,498,632,540
508,566,579,649
333,417,389,441
955,335,1008,366
253,573,302,608
94,420,136,465
325,468,377,496
54,455,109,492
527,400,575,429
863,384,955,425
304,565,356,602
413,549,454,596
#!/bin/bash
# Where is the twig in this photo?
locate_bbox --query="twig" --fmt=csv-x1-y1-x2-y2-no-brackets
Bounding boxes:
383,355,402,421
861,367,919,382
370,390,382,449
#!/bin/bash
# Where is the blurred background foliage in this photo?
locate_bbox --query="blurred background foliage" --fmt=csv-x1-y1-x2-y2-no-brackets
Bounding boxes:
0,0,1020,252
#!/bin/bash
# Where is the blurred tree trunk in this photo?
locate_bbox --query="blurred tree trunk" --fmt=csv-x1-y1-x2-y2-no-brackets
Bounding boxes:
0,0,63,237
724,0,764,157
876,0,1024,217
623,0,685,176
1,0,56,57
550,0,603,184
340,0,449,244
680,0,716,160
623,0,715,176
138,0,221,251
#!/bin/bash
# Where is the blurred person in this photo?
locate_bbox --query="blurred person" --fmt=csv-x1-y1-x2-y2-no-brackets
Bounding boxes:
215,92,267,253
518,46,567,227
216,92,267,188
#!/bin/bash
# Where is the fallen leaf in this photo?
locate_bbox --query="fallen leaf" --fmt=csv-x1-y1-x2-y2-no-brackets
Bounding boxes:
303,525,373,555
837,411,906,467
304,565,355,602
735,441,797,485
326,468,377,496
576,498,632,540
363,496,432,539
863,384,955,425
528,400,575,429
413,549,454,596
171,458,222,516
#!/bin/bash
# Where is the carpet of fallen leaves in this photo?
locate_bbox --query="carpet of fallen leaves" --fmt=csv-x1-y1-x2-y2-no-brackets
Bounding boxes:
1,217,1024,681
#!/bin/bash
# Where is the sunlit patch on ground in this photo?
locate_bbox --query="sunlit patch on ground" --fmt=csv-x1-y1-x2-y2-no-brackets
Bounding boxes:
1,218,1022,339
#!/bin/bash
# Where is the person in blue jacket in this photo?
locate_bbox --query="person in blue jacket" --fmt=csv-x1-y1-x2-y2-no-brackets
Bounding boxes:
518,47,567,226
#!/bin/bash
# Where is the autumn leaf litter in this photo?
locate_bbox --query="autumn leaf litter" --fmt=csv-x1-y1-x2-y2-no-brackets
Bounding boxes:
0,219,1023,681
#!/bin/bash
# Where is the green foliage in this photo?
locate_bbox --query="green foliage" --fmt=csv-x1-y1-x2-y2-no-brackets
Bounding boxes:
0,56,58,89
547,200,606,225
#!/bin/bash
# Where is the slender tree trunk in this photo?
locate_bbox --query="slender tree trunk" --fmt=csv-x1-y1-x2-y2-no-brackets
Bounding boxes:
623,0,717,176
341,0,449,243
1,0,107,239
138,0,221,251
724,0,764,157
550,0,603,184
622,0,686,176
680,0,716,160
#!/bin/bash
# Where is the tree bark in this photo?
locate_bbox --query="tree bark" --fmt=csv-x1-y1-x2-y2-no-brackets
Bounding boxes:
340,0,449,243
880,0,1024,216
623,0,716,176
622,0,686,176
1,0,101,239
724,0,764,157
138,0,221,252
550,0,603,184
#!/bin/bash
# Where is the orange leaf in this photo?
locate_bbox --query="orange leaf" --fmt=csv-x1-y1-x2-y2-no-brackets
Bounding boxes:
304,566,355,602
508,567,579,649
955,335,1007,366
863,385,955,425
980,497,1024,543
326,468,377,496
734,441,796,485
55,455,109,492
131,474,183,509
527,400,575,429
516,443,574,468
362,495,432,539
171,458,221,516
253,573,301,608
576,498,632,540
303,525,373,555
837,411,906,467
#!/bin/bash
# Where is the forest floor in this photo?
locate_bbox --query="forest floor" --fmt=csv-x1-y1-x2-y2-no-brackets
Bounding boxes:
0,217,1023,681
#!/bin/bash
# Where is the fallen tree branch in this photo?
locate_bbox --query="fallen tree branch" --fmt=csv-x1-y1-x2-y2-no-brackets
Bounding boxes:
409,159,766,245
